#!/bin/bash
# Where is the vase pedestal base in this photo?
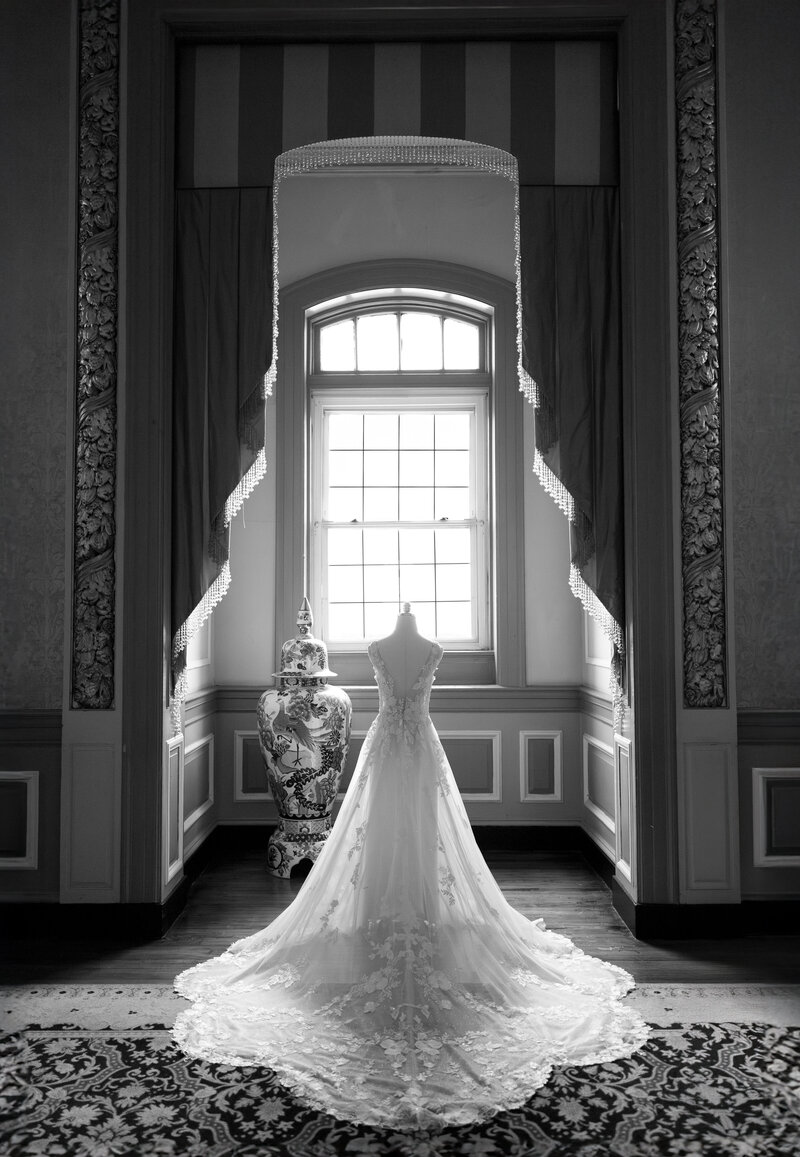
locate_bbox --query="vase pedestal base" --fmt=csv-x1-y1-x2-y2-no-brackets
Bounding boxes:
267,816,333,878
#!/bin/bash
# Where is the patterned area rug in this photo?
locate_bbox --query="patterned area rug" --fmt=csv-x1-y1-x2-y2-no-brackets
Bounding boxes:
1,989,798,1156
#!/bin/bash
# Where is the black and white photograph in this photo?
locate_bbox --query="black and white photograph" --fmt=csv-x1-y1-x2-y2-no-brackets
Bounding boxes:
1,1,798,1153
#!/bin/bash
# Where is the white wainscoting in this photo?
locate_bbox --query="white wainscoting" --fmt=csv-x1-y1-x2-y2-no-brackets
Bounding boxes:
183,733,215,831
234,730,270,802
752,767,800,867
0,769,39,870
582,733,616,860
439,731,502,802
614,735,636,893
519,730,563,803
677,740,740,902
162,735,184,887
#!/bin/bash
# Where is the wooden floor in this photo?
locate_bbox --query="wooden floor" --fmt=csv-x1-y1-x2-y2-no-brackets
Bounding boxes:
3,848,799,984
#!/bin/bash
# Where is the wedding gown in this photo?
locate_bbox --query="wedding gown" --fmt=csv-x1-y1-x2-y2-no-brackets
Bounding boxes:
173,640,649,1129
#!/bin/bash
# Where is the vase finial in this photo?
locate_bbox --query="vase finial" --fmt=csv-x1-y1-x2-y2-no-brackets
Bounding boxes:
297,597,313,637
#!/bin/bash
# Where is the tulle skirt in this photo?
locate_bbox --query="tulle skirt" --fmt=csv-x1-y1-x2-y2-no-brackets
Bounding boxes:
173,715,649,1129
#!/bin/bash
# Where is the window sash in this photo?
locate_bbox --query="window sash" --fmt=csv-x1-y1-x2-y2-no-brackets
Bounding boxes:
310,391,489,651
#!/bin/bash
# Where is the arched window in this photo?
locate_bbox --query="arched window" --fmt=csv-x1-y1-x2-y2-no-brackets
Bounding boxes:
308,294,491,650
276,261,526,687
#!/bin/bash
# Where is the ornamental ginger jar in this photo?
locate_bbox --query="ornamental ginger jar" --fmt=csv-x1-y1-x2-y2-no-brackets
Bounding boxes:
256,598,352,877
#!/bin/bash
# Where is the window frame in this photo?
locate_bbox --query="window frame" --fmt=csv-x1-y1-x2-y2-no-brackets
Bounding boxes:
275,259,526,688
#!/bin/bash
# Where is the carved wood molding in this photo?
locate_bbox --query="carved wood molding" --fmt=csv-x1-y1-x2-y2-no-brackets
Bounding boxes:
675,0,727,708
71,0,119,709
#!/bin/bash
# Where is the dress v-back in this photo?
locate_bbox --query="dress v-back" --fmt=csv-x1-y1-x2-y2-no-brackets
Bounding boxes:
173,640,648,1129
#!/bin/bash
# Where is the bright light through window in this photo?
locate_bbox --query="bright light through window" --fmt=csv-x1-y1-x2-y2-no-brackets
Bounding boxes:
322,410,478,642
311,298,490,649
317,311,482,373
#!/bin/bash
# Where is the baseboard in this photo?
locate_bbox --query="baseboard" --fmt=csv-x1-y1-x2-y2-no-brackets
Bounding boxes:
612,879,800,938
0,898,183,941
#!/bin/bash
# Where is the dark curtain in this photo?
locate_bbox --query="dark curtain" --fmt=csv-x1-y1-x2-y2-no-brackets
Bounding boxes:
171,187,272,693
519,186,625,676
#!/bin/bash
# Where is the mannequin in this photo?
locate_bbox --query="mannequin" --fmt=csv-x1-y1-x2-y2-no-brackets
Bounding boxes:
375,602,437,697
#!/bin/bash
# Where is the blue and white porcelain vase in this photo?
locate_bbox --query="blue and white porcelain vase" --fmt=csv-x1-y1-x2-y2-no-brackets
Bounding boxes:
256,599,352,877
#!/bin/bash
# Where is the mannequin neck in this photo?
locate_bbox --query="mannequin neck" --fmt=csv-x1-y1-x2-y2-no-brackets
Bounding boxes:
390,610,419,637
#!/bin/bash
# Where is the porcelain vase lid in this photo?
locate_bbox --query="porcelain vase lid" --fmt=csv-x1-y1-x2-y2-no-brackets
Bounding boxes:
273,598,337,680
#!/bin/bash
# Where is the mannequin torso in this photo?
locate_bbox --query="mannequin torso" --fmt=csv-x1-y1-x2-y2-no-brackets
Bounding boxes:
375,604,436,698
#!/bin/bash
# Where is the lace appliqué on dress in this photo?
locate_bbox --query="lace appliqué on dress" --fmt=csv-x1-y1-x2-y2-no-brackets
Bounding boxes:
172,636,650,1129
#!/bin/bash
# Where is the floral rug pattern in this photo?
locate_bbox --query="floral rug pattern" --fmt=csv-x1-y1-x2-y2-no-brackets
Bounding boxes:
1,1022,798,1156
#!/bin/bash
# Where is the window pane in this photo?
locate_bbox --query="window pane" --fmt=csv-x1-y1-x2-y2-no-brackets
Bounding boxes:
436,563,472,601
410,602,437,637
399,412,434,448
399,564,435,603
363,527,399,564
364,487,398,521
399,528,435,563
364,412,399,448
364,565,399,602
364,450,398,486
437,602,472,638
399,450,434,487
328,527,363,565
328,450,363,487
328,603,364,639
328,412,363,449
328,565,364,602
365,603,399,638
319,319,355,371
435,527,471,563
435,488,470,520
434,450,470,487
357,314,399,371
328,488,363,522
435,412,471,449
400,312,442,370
399,487,434,521
443,318,481,370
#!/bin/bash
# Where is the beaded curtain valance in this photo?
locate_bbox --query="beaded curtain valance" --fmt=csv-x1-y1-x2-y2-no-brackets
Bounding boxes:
171,133,625,722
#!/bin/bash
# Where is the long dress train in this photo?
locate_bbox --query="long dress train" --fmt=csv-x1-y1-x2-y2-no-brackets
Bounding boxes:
173,641,649,1129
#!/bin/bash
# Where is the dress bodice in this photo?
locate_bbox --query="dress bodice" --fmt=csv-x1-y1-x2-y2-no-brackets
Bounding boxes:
368,640,443,734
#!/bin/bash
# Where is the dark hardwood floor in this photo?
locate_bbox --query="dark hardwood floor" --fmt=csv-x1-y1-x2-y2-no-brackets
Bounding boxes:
3,847,799,984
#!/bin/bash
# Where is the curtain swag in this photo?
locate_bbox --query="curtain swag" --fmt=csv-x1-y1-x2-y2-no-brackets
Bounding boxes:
171,136,626,727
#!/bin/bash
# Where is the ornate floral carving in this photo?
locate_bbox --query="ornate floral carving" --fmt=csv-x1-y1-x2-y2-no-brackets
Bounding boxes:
675,0,727,708
71,0,119,709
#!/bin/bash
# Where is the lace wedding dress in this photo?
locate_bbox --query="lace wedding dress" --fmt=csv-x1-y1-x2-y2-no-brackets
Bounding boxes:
173,641,649,1129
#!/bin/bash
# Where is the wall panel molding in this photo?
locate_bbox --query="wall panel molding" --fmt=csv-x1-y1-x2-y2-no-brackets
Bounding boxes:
678,740,739,901
519,730,563,802
582,733,616,834
234,730,271,802
0,771,40,870
614,735,636,893
183,733,214,830
162,736,184,886
60,742,120,901
439,731,502,802
752,768,800,868
71,0,120,709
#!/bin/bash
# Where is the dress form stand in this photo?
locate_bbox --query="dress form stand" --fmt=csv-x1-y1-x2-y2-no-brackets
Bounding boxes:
376,603,436,697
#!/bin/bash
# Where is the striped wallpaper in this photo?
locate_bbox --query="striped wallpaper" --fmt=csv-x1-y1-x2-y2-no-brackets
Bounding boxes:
177,40,618,189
